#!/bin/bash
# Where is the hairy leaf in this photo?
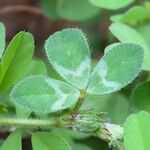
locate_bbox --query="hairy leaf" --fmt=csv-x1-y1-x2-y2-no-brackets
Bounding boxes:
89,0,134,10
0,22,5,58
1,131,21,150
11,76,80,114
87,43,143,95
57,0,99,21
32,132,71,150
0,32,34,92
45,28,91,89
109,22,150,70
124,111,150,150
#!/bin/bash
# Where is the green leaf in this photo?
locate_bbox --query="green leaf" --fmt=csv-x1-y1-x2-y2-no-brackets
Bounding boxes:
57,0,99,21
1,131,21,150
136,24,150,48
41,0,60,20
109,22,150,70
51,128,88,143
16,106,31,118
0,22,5,59
11,76,80,114
0,32,34,92
45,28,91,89
25,60,47,76
32,132,71,150
124,111,150,150
87,43,143,95
130,81,150,113
110,6,150,24
0,102,7,114
89,0,134,10
83,94,129,124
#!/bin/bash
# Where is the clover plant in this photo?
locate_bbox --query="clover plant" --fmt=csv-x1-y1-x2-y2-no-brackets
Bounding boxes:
2,0,150,142
0,23,149,150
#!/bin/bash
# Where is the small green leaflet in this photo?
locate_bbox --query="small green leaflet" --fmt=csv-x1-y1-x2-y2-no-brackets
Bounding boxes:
109,22,150,70
0,22,5,59
124,111,150,150
11,76,80,114
87,43,143,95
0,32,34,92
57,0,99,21
1,131,21,150
32,132,71,150
89,0,135,10
130,81,150,113
110,6,150,24
45,28,91,89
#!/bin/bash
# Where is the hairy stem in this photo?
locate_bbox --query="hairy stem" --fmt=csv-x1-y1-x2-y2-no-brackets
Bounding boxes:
71,96,85,113
71,90,87,113
0,117,124,149
0,118,55,128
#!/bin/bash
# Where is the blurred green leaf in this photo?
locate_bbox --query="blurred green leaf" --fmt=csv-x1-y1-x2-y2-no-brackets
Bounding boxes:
11,76,80,114
0,102,7,114
87,43,143,95
111,6,150,24
0,22,5,59
0,32,34,92
25,60,47,76
109,22,150,70
130,81,150,113
124,111,150,150
41,0,60,20
32,132,71,150
16,106,31,118
51,128,89,144
45,28,91,89
1,131,21,150
136,24,150,48
89,0,135,10
82,94,129,124
57,0,99,21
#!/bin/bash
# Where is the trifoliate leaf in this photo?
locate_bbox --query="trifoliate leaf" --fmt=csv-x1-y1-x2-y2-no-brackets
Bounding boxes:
109,22,150,70
11,76,80,114
45,28,91,89
124,111,150,150
32,132,71,150
87,43,143,95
